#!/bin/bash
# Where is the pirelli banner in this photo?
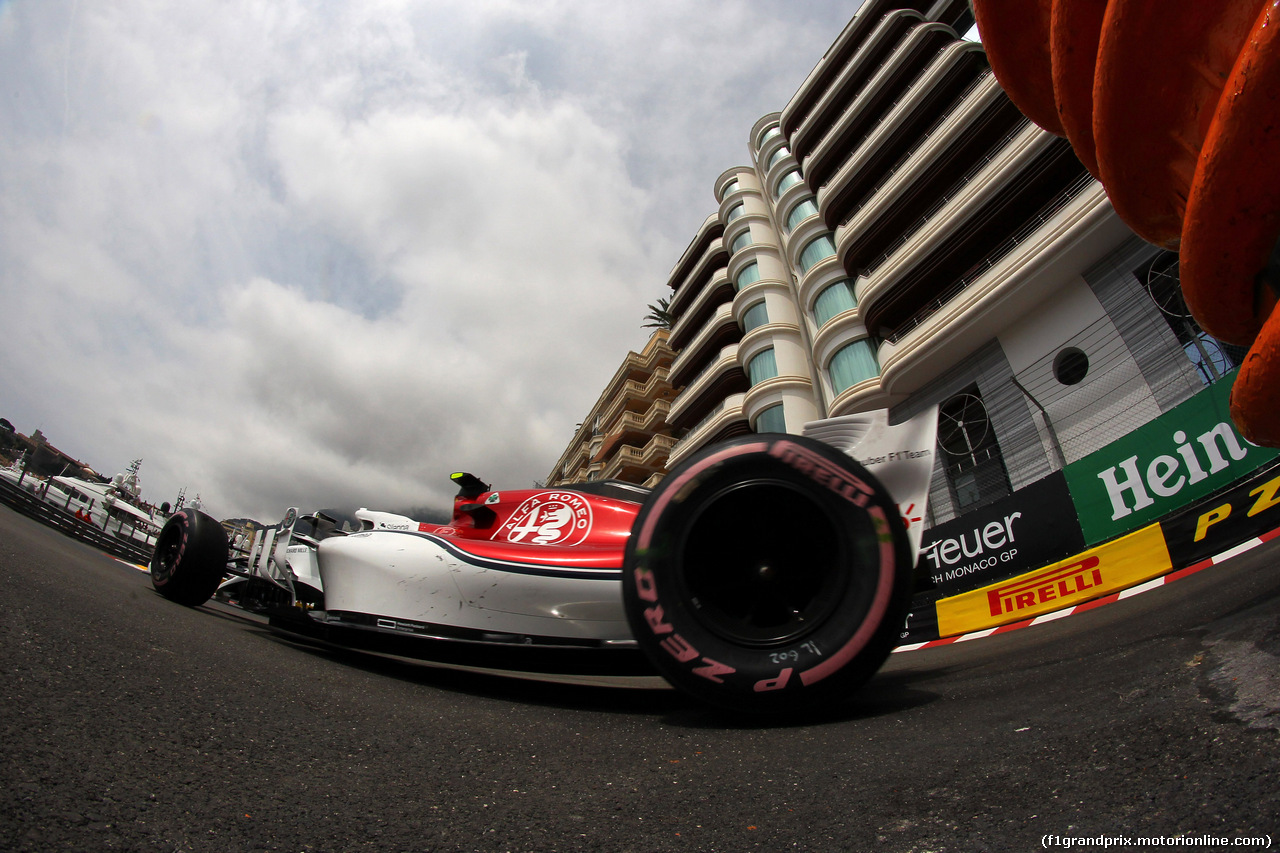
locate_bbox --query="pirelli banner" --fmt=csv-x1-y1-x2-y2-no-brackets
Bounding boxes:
1063,370,1279,546
935,524,1172,637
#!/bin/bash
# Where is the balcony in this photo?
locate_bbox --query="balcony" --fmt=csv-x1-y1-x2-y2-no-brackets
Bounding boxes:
791,8,929,160
609,396,671,437
829,75,1016,267
598,367,672,424
802,22,960,188
637,367,672,402
856,122,1066,337
668,269,735,351
666,393,750,468
628,399,671,434
877,179,1133,397
667,345,749,430
669,237,729,322
599,434,678,482
816,46,990,231
669,303,740,386
640,434,677,467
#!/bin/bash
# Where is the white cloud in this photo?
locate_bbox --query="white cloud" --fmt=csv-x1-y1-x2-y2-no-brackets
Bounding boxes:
0,0,861,521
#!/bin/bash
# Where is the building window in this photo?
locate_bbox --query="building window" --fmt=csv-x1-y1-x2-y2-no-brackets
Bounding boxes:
938,388,1011,511
1184,333,1236,384
720,179,740,200
767,146,791,170
735,261,761,291
754,403,786,434
813,279,858,326
1140,251,1244,385
725,202,745,223
758,126,782,148
829,339,879,393
1053,347,1089,385
730,230,753,254
786,197,819,232
799,234,837,273
747,348,778,386
742,301,769,333
774,170,803,199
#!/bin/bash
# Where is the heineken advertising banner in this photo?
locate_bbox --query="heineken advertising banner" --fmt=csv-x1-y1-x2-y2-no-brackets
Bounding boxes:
1063,371,1280,545
915,472,1085,595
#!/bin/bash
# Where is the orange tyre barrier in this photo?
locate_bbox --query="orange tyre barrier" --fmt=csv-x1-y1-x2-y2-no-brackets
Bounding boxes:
1048,0,1105,179
972,0,1280,446
970,0,1061,137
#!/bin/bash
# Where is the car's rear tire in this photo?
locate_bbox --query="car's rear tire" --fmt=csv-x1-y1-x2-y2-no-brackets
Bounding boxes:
150,509,228,607
622,434,912,716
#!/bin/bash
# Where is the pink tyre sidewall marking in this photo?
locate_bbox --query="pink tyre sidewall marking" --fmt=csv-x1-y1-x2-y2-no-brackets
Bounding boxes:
636,442,769,551
799,505,897,687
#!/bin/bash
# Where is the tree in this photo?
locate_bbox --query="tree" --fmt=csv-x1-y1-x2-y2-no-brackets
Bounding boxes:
643,296,672,330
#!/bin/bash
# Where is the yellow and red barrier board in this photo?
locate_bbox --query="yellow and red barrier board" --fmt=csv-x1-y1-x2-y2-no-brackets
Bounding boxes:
936,524,1172,637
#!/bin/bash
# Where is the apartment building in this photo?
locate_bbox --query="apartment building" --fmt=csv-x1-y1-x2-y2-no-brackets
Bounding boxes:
660,0,1241,529
545,329,677,488
547,0,1248,547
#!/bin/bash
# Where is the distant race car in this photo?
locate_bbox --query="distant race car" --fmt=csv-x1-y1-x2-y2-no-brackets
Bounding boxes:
150,410,937,716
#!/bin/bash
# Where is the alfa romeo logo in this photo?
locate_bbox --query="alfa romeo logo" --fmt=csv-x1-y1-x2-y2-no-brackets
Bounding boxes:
497,492,593,546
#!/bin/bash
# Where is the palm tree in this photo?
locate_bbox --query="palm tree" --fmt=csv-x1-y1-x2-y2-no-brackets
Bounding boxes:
642,296,672,330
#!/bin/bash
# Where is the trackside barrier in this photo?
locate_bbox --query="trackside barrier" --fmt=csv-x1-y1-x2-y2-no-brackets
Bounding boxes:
897,374,1280,646
935,525,1171,637
898,460,1280,645
0,476,154,565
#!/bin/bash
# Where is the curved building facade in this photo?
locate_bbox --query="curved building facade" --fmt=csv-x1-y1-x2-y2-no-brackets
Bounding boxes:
661,0,1248,539
546,0,1278,642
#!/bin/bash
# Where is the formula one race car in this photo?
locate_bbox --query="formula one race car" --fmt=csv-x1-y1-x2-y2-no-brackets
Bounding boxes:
150,410,937,716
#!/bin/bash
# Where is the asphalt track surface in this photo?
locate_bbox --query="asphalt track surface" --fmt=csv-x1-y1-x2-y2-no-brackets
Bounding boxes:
1,503,1277,853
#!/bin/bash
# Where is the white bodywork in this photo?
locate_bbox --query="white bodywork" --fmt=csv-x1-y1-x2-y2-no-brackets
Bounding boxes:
317,531,631,643
353,508,420,532
282,542,323,592
219,508,324,602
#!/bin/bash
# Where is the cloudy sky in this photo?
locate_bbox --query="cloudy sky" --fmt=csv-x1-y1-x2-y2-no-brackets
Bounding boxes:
0,0,863,521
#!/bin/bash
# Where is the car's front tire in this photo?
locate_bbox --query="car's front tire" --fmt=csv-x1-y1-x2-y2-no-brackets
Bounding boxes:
150,509,228,607
622,434,912,716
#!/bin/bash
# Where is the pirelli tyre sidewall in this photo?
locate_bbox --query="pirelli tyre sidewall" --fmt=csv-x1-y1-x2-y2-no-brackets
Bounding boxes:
150,508,229,607
623,434,912,715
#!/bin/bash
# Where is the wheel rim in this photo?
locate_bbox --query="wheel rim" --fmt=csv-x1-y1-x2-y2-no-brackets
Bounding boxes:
675,480,851,647
153,520,183,581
